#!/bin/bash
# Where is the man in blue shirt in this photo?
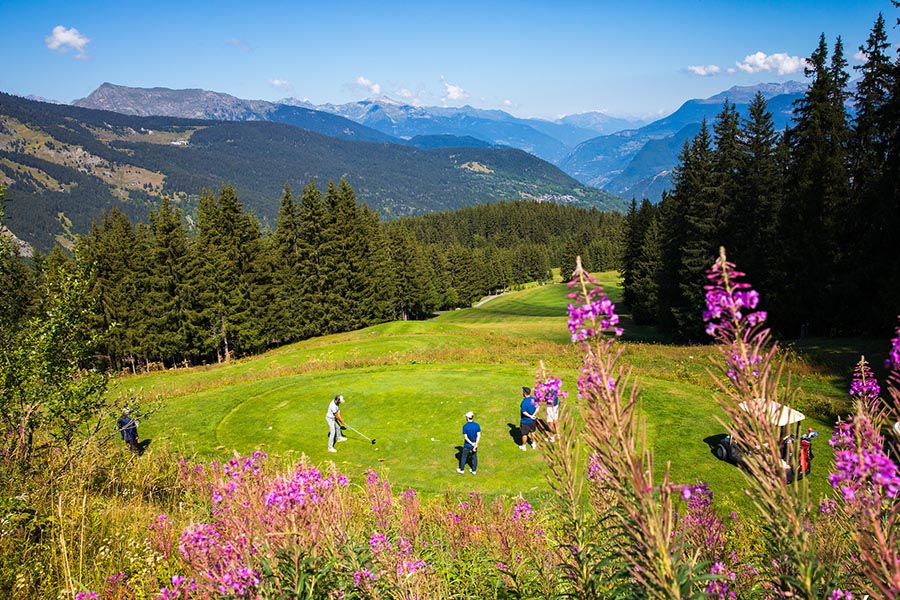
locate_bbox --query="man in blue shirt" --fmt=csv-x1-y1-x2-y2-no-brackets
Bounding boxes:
458,411,481,474
519,387,538,451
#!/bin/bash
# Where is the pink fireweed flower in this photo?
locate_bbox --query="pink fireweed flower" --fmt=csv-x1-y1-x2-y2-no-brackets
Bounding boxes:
828,591,854,600
703,256,767,338
886,320,900,371
511,498,534,522
369,531,390,554
704,562,737,600
74,592,99,600
567,267,623,341
829,416,900,504
534,375,568,407
354,569,378,587
849,358,880,401
178,522,221,559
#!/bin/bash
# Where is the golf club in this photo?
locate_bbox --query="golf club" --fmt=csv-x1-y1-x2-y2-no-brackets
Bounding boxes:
345,424,376,445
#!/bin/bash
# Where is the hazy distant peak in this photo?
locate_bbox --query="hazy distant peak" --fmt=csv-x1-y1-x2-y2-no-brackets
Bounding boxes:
703,81,808,104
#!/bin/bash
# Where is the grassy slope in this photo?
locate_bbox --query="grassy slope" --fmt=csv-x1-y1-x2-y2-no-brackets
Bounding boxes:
124,274,845,509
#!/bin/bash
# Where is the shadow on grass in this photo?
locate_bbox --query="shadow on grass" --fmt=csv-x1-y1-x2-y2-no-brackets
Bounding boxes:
507,423,523,446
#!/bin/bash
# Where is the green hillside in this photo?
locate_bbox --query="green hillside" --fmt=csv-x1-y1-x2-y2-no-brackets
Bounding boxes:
0,93,625,252
122,275,844,507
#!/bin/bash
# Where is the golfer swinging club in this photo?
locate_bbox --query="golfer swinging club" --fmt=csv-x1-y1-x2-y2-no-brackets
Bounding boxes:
326,394,348,453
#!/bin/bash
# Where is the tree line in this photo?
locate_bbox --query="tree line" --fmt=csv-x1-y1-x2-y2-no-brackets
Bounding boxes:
0,181,625,373
623,12,900,342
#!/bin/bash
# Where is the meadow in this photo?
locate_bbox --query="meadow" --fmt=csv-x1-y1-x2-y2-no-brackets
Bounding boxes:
124,272,847,509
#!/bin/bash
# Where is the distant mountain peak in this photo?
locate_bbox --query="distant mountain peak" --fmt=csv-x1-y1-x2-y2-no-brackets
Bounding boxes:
703,81,808,104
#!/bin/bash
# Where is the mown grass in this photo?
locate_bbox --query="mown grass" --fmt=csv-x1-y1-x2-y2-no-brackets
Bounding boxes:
125,272,851,509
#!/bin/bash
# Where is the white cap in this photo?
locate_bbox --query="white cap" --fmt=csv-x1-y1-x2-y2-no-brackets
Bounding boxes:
464,411,474,419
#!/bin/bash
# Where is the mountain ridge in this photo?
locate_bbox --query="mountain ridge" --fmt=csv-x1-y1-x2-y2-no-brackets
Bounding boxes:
0,93,622,253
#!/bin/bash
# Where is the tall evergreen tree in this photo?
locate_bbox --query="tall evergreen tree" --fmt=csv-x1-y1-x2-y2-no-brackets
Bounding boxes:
848,13,898,333
296,181,329,339
777,34,851,336
659,120,719,340
271,184,303,343
732,92,782,303
143,197,194,368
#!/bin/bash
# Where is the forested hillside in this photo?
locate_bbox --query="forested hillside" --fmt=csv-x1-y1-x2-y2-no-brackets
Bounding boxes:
0,93,623,253
622,20,900,340
0,185,624,372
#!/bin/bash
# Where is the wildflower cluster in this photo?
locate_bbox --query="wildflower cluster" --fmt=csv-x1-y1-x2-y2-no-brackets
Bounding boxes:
849,358,880,402
886,321,900,371
703,258,767,338
567,265,623,342
829,416,900,504
264,465,348,511
533,374,568,408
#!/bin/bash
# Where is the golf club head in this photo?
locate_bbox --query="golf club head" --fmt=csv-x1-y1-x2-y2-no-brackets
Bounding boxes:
371,439,376,445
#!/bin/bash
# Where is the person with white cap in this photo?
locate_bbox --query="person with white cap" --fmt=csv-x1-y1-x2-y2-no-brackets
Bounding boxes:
458,411,481,474
326,394,348,453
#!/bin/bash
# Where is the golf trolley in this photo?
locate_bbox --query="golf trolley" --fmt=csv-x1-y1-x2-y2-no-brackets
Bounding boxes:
714,400,817,484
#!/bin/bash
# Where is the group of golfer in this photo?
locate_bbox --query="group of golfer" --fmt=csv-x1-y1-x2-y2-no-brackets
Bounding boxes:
324,385,561,475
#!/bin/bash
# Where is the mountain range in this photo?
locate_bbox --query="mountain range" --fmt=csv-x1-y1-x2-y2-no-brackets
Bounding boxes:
74,81,808,201
0,92,619,253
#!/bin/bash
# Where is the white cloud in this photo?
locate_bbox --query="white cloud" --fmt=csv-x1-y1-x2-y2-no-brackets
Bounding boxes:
269,79,292,91
854,50,867,62
441,76,469,102
503,99,513,107
45,25,90,59
355,76,381,96
227,38,253,52
687,64,722,76
735,51,806,75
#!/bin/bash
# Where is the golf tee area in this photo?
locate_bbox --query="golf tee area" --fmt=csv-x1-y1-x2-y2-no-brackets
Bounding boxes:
126,273,843,507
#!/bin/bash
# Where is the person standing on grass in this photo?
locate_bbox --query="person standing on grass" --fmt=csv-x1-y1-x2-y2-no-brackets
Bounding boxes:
326,394,348,453
519,386,539,450
544,388,559,442
117,409,139,453
458,411,481,474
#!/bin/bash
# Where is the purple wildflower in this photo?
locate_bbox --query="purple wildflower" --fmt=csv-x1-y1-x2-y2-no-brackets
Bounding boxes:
704,562,737,600
369,531,390,554
511,498,534,522
886,320,900,371
74,592,99,600
849,358,880,401
534,375,568,407
829,417,900,504
828,590,854,600
567,269,623,341
703,256,767,338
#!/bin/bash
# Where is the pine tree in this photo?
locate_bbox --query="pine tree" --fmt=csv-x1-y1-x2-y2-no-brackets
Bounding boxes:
296,181,329,338
143,197,194,368
733,92,782,303
847,13,898,333
659,120,718,340
777,34,850,336
271,184,303,343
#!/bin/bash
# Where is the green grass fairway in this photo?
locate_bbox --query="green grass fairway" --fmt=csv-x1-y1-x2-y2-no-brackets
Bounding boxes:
127,275,847,507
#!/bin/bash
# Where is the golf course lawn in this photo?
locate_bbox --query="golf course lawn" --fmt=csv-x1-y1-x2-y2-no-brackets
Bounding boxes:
124,274,845,509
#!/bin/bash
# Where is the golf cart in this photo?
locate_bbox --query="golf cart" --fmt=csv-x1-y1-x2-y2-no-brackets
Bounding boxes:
714,400,817,484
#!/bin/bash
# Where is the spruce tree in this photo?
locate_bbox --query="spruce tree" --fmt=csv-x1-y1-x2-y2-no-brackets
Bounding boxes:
144,197,194,368
733,92,782,303
777,34,851,336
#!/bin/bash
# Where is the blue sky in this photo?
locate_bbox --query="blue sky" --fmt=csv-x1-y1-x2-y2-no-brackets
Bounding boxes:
0,0,893,120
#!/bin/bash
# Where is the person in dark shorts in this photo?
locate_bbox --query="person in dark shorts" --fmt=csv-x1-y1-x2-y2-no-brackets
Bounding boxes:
519,387,538,450
458,411,481,474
